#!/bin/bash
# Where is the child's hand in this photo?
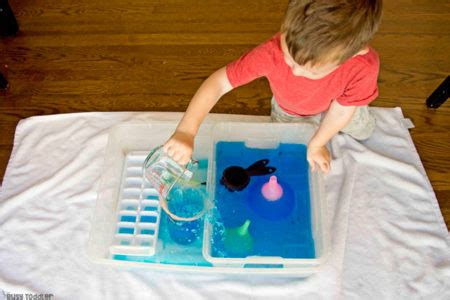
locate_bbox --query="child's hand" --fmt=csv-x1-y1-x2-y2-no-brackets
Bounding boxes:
307,144,331,174
163,130,195,165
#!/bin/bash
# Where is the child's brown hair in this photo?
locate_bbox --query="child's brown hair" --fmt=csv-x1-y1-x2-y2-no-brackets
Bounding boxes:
281,0,383,66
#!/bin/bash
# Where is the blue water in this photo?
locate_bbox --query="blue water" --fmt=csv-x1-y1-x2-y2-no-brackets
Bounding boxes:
140,229,155,235
143,206,157,211
120,215,136,222
166,186,206,245
167,187,205,218
140,215,157,223
118,227,134,234
211,142,315,259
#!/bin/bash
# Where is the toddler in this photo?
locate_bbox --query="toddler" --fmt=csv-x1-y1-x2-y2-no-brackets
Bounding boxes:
163,0,383,173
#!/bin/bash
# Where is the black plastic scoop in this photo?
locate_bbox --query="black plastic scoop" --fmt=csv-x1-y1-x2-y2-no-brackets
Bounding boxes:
220,159,276,192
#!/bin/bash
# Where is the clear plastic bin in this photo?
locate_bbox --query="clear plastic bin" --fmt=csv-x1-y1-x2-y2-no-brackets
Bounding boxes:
88,121,328,275
88,122,211,262
202,122,328,269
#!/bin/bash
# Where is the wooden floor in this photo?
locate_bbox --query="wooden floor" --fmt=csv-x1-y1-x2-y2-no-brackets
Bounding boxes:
1,0,449,228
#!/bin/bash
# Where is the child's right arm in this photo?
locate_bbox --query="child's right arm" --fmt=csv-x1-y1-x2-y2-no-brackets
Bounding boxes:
163,66,233,165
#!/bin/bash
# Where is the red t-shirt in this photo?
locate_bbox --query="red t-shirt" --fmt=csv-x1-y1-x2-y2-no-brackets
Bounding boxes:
226,33,380,116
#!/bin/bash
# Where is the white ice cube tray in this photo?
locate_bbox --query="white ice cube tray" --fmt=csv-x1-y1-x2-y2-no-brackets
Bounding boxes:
109,151,161,257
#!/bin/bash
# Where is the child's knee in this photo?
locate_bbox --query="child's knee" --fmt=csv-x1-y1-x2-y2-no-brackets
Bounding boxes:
341,107,376,140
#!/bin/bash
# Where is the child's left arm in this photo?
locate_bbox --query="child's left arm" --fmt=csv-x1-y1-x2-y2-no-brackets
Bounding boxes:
307,100,356,174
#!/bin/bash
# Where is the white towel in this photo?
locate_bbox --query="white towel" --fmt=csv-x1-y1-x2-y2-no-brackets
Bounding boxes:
0,108,449,299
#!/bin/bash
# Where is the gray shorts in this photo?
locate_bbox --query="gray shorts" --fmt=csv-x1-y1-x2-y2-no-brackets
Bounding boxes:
270,98,376,140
